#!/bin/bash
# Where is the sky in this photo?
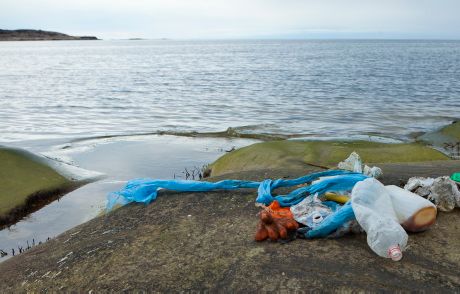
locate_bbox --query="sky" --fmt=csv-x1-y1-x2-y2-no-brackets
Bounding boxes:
2,0,460,39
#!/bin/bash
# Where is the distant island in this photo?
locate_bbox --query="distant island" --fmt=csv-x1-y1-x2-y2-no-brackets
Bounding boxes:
0,29,98,41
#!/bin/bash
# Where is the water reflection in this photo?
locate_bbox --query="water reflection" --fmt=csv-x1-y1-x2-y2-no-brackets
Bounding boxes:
0,135,258,262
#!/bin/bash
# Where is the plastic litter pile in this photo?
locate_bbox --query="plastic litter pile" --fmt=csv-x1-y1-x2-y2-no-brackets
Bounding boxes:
108,153,459,262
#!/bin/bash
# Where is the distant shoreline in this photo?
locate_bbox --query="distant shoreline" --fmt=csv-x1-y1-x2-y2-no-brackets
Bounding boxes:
0,29,98,41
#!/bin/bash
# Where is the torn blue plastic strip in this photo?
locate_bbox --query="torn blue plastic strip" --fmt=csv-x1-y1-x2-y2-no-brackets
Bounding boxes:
256,173,367,206
107,170,367,210
107,178,259,210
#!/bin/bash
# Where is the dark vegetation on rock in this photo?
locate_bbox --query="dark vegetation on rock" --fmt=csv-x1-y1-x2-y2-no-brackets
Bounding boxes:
0,29,98,41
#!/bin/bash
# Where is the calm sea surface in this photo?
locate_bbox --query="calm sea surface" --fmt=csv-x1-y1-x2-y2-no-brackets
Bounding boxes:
1,39,459,144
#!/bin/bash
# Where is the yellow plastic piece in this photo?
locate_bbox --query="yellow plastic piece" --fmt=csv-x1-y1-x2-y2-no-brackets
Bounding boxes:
324,192,350,204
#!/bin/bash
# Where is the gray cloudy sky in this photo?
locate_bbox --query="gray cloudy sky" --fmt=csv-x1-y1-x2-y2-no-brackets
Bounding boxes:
2,0,460,39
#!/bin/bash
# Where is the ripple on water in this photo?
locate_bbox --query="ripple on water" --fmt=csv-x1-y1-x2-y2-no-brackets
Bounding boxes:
0,40,459,143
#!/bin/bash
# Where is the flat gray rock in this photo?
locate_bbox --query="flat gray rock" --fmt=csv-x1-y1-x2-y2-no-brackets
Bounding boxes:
1,163,459,292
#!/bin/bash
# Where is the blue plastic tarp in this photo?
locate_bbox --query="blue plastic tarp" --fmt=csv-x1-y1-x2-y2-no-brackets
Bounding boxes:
107,169,369,238
107,170,366,210
256,173,367,206
107,178,259,210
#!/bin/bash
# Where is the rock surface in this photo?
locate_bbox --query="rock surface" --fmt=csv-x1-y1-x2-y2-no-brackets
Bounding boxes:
0,29,98,41
1,162,459,292
418,121,460,159
209,140,449,177
0,146,83,228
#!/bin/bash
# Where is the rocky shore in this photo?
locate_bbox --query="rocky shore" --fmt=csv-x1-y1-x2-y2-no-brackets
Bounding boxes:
0,146,94,228
207,121,460,177
0,121,459,291
0,162,459,292
0,29,98,41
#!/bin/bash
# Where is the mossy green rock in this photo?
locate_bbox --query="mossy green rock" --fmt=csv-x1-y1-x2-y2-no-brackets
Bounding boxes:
440,121,460,140
418,121,460,158
0,146,73,217
210,140,448,177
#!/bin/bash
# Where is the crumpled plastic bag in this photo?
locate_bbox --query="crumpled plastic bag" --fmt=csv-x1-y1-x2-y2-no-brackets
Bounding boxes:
302,201,359,239
451,172,460,183
404,177,435,198
338,152,383,178
290,194,337,226
405,176,460,212
429,177,460,211
338,152,363,173
292,194,362,239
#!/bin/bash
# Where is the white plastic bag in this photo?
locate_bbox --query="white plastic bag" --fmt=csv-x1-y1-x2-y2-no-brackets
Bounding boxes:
338,152,363,173
429,176,460,211
404,177,435,197
338,152,382,178
405,176,460,211
290,194,332,226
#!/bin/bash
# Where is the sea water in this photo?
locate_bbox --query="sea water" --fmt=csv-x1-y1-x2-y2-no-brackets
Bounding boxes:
1,39,459,144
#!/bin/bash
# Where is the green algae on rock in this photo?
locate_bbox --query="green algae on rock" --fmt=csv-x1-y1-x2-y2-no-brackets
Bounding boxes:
0,146,77,227
440,121,460,141
418,121,460,158
209,140,449,177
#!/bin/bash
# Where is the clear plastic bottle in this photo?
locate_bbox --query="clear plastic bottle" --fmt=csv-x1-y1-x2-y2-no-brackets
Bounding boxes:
351,178,408,261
